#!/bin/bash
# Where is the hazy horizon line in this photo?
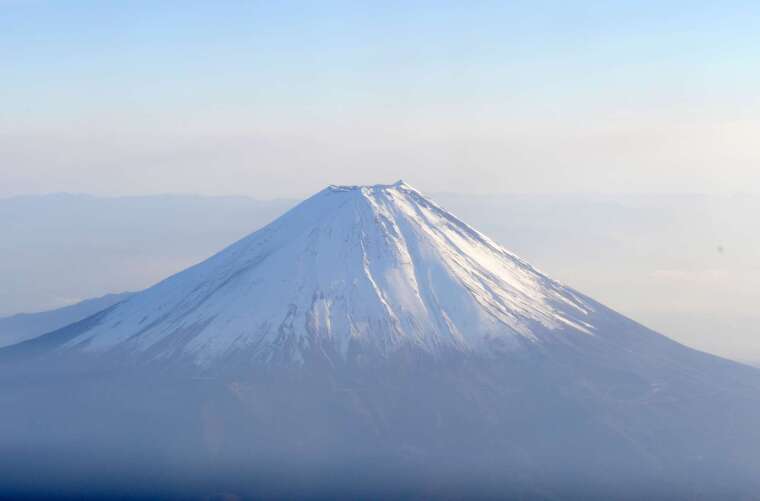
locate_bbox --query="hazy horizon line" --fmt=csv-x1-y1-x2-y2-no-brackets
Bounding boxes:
3,189,757,202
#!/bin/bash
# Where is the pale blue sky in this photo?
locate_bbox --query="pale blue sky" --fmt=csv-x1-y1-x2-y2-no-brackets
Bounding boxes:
2,1,759,197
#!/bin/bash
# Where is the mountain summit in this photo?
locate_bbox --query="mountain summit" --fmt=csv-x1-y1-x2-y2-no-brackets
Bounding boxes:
39,181,607,366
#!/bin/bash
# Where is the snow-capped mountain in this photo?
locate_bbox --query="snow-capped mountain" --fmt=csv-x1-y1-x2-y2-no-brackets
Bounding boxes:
4,182,760,499
24,181,621,366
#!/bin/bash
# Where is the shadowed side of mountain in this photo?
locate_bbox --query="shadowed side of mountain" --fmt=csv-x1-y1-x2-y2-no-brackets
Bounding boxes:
0,292,134,348
0,306,120,363
2,346,760,500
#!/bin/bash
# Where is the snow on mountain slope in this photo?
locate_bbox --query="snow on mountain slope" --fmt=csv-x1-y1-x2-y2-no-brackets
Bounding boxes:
59,181,599,366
